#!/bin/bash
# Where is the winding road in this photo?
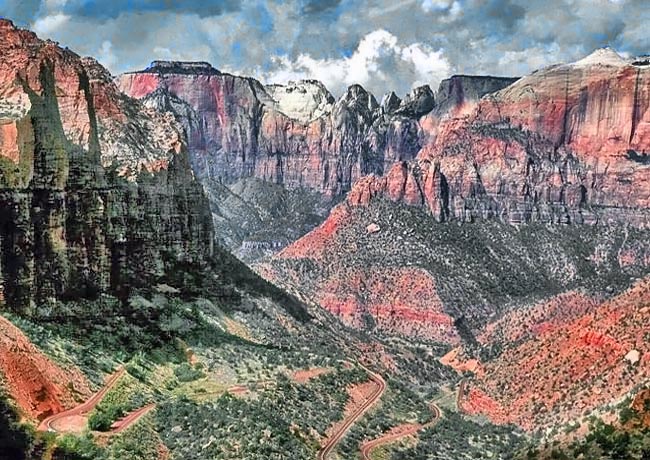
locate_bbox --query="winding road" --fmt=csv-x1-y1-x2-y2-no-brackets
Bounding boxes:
359,403,441,460
110,403,156,434
457,379,468,413
37,367,126,432
317,365,386,460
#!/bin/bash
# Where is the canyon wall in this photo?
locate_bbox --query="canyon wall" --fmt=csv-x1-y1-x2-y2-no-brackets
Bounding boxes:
267,50,650,340
0,20,214,313
118,62,516,198
348,49,650,226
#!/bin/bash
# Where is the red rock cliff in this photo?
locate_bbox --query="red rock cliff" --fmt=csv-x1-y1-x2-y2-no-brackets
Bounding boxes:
346,49,650,226
118,63,515,198
0,20,214,312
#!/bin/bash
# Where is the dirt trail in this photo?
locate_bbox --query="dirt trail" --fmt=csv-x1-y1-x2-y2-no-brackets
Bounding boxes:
37,367,125,432
359,403,441,460
457,379,468,412
317,365,386,460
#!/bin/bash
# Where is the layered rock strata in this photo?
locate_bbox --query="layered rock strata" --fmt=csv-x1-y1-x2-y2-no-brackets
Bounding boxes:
118,62,516,198
0,20,214,313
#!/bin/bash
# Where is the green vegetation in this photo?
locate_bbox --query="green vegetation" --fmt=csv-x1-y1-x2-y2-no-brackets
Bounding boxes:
389,412,524,460
156,366,368,459
104,415,162,460
173,362,205,383
0,392,47,460
519,394,650,460
52,433,102,460
88,373,153,431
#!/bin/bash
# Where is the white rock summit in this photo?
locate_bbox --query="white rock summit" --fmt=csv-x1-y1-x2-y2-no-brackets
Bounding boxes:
572,47,627,68
266,80,335,123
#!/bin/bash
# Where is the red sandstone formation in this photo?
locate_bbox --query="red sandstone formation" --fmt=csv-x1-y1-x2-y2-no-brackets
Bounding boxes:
0,315,92,420
315,267,459,343
118,62,514,198
340,48,650,226
465,277,650,429
0,20,184,180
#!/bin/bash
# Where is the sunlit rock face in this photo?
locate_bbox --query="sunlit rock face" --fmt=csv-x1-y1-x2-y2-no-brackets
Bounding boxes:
118,62,515,198
264,49,650,347
342,49,650,226
0,20,214,312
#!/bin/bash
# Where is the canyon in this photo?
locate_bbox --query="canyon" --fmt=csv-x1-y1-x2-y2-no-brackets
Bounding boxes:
118,63,516,257
1,15,650,460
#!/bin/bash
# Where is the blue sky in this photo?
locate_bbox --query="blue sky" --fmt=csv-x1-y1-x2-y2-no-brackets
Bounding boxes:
2,0,649,96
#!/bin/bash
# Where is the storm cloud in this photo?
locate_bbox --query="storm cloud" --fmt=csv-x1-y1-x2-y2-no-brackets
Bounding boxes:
3,0,649,97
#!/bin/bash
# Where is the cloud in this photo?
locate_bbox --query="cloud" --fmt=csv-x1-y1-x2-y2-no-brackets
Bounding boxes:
58,0,242,20
302,0,342,15
96,40,117,69
32,12,70,36
421,0,462,16
262,30,452,96
10,0,650,98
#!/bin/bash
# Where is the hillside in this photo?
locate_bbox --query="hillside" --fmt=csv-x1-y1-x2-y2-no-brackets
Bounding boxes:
264,197,650,340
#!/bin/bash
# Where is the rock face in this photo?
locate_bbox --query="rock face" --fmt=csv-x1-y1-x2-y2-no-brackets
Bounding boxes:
431,75,519,118
118,62,515,198
0,314,92,419
265,80,335,123
0,20,214,313
352,49,650,226
118,62,514,258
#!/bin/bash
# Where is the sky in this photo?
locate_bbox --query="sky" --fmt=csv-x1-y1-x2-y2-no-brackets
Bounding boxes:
2,0,649,97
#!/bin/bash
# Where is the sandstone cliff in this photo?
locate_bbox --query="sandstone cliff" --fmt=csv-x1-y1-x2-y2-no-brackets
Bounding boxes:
118,62,515,198
0,20,214,313
118,63,514,257
347,49,650,226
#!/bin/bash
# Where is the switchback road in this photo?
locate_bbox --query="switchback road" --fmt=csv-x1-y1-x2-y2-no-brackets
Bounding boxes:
317,365,386,460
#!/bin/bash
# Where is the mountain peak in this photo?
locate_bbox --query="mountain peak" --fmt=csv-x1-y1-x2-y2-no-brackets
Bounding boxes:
572,47,627,68
0,18,16,29
266,80,335,123
140,60,221,75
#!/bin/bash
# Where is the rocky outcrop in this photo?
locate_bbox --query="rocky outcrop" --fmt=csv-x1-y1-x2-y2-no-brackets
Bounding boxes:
0,314,92,420
394,85,435,118
265,80,335,123
118,63,515,259
466,276,650,430
119,64,385,196
118,62,515,198
431,75,519,119
0,20,214,313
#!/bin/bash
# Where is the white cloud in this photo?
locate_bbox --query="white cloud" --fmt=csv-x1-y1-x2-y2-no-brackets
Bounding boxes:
422,0,451,11
152,45,211,62
44,0,68,10
422,0,461,15
261,30,451,97
32,13,70,37
496,43,577,75
97,40,117,70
